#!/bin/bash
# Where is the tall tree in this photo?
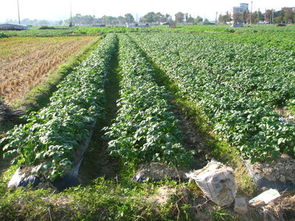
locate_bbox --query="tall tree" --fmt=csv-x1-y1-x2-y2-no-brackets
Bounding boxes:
218,12,231,24
125,13,134,23
141,12,156,23
186,15,194,24
233,12,243,24
195,16,203,24
265,9,273,23
165,14,172,22
175,12,184,23
258,11,264,21
117,16,126,25
273,10,284,23
283,8,294,23
250,11,259,24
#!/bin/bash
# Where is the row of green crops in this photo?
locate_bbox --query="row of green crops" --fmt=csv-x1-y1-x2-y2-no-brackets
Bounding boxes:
130,33,295,162
0,34,117,180
199,31,295,52
106,34,193,167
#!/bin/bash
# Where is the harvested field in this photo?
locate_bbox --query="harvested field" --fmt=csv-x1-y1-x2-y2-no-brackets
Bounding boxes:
0,36,96,104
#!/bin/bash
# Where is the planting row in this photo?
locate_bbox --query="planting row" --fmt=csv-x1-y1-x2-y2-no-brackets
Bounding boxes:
106,34,193,167
201,31,295,52
130,33,295,162
1,34,117,180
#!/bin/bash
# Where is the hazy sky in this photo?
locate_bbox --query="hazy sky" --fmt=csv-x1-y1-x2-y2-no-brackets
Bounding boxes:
1,0,294,22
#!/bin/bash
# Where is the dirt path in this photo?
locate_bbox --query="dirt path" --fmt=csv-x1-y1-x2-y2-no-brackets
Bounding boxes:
78,38,121,184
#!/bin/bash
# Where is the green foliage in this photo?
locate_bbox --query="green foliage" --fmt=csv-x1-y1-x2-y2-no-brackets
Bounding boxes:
1,26,153,37
0,34,118,180
0,32,7,38
211,206,235,221
202,31,295,52
106,34,194,167
131,32,295,162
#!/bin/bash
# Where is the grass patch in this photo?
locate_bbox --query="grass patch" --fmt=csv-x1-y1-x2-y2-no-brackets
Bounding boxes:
0,176,201,220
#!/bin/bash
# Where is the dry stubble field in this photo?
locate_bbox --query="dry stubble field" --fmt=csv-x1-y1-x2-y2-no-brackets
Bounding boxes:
0,36,96,104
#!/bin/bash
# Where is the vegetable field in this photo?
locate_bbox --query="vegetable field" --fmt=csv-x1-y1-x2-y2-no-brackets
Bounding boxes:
130,32,295,161
0,26,294,220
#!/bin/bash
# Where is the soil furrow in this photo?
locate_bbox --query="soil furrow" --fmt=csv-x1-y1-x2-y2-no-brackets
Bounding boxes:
78,36,121,184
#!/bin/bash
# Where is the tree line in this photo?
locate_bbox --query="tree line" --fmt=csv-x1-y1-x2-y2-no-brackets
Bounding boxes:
64,12,206,26
5,8,294,26
219,7,295,24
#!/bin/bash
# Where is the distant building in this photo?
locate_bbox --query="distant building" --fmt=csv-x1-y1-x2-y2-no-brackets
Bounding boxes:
232,3,249,24
0,24,27,30
282,7,295,12
233,3,249,14
240,3,249,11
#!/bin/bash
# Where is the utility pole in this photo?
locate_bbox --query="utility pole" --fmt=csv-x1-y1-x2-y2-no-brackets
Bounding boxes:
69,0,73,27
271,9,274,24
215,12,218,24
250,1,253,25
17,0,21,24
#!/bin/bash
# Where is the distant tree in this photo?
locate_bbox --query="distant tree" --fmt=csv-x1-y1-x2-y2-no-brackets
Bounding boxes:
141,12,156,23
194,16,203,24
102,16,120,25
175,12,185,23
156,12,166,23
186,15,194,24
233,12,243,24
165,14,172,22
184,13,189,22
125,13,134,23
242,11,249,24
265,9,273,23
203,18,210,24
250,11,259,24
141,12,168,24
258,11,264,21
117,16,126,25
283,8,294,23
68,14,98,25
273,10,284,23
218,12,231,24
